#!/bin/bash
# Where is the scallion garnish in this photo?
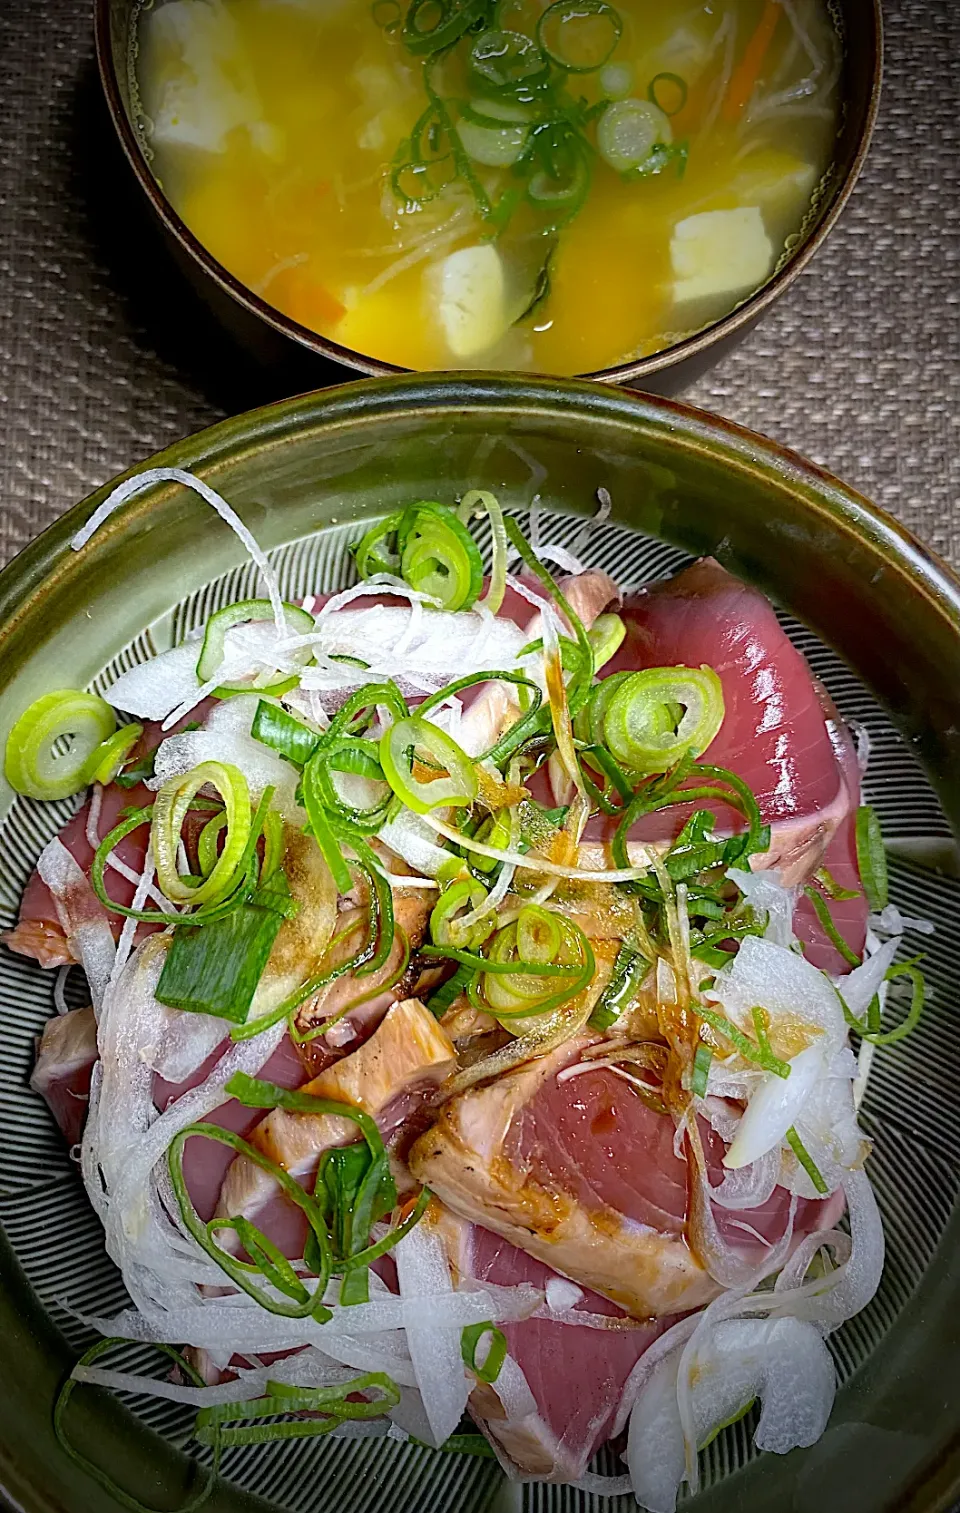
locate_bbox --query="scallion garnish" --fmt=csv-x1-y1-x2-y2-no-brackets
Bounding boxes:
855,804,888,911
251,699,320,766
54,1339,214,1513
589,939,647,1030
803,885,862,969
461,1321,507,1384
785,1126,828,1195
155,868,293,1022
4,689,117,801
694,1004,791,1079
691,1042,712,1098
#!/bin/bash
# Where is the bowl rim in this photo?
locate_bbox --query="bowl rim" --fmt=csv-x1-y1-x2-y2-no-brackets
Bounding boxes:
3,369,955,634
1,373,959,1513
93,0,883,385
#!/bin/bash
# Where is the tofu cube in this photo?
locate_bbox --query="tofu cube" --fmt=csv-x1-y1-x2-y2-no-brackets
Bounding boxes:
671,207,774,305
437,244,508,360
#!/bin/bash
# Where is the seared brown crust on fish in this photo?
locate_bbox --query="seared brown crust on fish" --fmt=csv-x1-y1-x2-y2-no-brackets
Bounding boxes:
409,1041,718,1319
218,997,455,1222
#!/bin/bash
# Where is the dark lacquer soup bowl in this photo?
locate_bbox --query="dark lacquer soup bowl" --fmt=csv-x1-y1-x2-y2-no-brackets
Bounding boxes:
0,375,957,1513
95,0,881,390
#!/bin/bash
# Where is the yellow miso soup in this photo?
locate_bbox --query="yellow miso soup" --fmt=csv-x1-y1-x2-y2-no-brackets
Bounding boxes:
137,0,842,374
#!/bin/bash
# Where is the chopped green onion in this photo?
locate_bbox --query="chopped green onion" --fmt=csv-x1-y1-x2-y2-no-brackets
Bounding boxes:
301,764,353,893
398,502,483,611
156,869,292,1022
326,680,409,741
153,761,252,908
4,689,116,800
814,865,860,901
597,97,672,174
461,1321,507,1383
785,1126,829,1195
691,1042,712,1098
86,723,144,786
114,746,157,788
194,1372,400,1454
435,1434,497,1458
603,665,724,773
803,886,861,969
54,1339,213,1513
252,700,319,766
536,0,622,73
469,29,548,92
403,0,491,55
589,939,648,1030
648,71,687,115
694,1003,791,1078
855,805,888,911
426,961,474,1017
464,911,595,1021
457,489,508,614
839,961,926,1047
503,515,595,715
307,735,391,834
380,715,478,814
353,510,405,577
195,598,314,691
168,1122,334,1319
431,878,494,950
587,612,625,670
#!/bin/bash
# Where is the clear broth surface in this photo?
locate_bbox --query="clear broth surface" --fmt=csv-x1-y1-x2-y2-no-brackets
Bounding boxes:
137,0,841,374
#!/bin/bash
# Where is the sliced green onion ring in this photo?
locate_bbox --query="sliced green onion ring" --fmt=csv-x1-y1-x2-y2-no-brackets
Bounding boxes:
4,689,116,800
603,664,724,773
461,1321,507,1384
536,0,622,72
307,737,391,835
380,716,478,814
469,29,549,93
353,510,405,578
153,761,251,907
458,489,508,614
431,878,494,950
648,71,688,116
399,502,484,612
587,613,625,671
597,97,672,174
87,723,144,787
252,700,320,766
196,599,314,692
403,0,490,55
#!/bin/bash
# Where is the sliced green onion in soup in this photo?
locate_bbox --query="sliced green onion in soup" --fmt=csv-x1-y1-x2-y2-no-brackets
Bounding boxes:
458,117,531,168
536,0,623,73
469,29,549,94
597,97,672,174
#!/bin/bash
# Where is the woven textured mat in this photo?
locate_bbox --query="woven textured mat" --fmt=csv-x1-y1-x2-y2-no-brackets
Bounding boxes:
0,0,958,567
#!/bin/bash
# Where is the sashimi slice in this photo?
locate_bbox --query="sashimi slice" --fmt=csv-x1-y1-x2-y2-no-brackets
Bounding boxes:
31,1004,97,1148
585,560,855,885
438,1211,662,1481
411,1034,844,1319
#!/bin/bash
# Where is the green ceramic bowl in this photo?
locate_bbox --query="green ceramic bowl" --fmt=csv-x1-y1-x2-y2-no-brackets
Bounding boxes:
0,375,958,1513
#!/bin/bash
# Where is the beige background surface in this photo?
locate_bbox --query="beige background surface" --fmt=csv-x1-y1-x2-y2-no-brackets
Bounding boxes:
0,1,957,569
